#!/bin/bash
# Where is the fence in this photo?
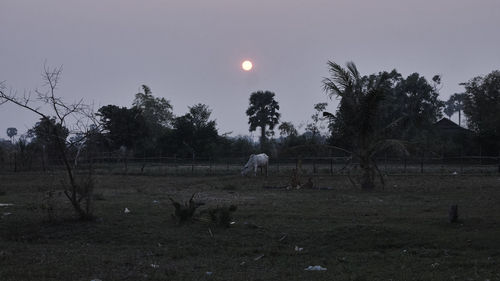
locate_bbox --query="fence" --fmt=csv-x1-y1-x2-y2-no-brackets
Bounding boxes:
1,153,499,176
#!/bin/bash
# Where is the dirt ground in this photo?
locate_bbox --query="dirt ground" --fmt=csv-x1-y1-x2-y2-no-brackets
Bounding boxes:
1,172,500,280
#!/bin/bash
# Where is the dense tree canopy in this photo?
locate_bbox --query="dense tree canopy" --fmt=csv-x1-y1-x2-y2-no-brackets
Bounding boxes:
168,103,218,158
327,69,444,148
323,61,408,189
462,70,500,154
97,105,149,151
132,85,174,129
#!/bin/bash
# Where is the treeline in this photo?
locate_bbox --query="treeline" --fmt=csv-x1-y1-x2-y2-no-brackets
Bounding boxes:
1,65,499,167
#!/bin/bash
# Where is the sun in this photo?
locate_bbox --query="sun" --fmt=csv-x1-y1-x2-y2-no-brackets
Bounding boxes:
242,60,253,71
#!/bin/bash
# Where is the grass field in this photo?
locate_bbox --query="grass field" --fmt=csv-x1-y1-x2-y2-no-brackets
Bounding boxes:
1,172,500,280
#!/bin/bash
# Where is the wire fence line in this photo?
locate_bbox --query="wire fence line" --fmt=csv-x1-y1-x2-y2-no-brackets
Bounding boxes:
2,153,499,176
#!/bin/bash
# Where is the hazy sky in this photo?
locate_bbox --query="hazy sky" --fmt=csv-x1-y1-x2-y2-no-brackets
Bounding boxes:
1,0,499,140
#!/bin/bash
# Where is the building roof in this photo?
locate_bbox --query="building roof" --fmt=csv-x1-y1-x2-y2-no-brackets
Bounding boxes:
433,118,470,132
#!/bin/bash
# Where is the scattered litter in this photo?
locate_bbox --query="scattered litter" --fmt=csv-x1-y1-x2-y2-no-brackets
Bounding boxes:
304,265,327,271
208,228,213,237
3,212,12,216
430,262,440,268
294,246,304,252
278,234,287,242
150,264,159,268
0,203,13,207
124,208,130,213
230,221,236,225
206,272,213,275
240,261,246,266
152,200,159,204
254,254,265,261
402,249,408,254
452,171,458,175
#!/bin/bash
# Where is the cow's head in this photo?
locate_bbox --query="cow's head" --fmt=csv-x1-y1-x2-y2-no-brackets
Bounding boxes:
241,165,251,176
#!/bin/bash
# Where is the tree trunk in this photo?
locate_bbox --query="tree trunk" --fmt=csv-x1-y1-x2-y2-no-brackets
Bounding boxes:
360,156,375,190
260,126,266,151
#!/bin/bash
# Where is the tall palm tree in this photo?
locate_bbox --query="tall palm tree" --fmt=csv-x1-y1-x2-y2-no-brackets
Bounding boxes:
444,93,467,127
246,91,280,151
322,61,406,190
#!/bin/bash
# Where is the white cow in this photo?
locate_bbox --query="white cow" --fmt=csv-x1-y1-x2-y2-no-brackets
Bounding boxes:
241,153,269,176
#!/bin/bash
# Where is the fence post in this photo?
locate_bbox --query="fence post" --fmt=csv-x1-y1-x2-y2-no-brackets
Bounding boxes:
403,157,407,174
498,152,500,173
460,153,464,174
209,157,212,175
191,155,195,174
175,155,178,175
384,153,388,172
420,151,424,174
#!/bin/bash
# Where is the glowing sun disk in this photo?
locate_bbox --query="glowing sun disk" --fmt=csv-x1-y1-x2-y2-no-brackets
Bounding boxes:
242,60,253,71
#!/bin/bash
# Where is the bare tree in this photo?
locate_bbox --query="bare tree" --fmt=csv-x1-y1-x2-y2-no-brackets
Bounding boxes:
0,64,99,220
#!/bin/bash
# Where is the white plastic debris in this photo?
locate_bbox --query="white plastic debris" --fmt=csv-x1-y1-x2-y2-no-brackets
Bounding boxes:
150,264,159,268
206,272,213,275
124,208,130,214
452,171,458,175
3,212,12,216
304,265,327,271
254,254,265,261
0,203,14,207
294,246,304,252
230,221,236,225
431,262,440,268
152,200,159,204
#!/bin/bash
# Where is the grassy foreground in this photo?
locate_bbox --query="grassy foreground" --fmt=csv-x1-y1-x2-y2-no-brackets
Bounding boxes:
1,172,499,280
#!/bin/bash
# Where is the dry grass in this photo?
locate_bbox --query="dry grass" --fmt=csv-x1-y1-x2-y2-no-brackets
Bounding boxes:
1,172,500,280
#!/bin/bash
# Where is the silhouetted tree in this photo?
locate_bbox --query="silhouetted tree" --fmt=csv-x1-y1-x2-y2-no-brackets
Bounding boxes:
97,105,149,151
246,91,280,151
6,127,17,143
444,93,467,126
0,65,98,220
306,102,328,143
132,85,174,128
323,61,406,190
279,121,298,138
462,70,500,154
28,117,69,161
171,103,218,158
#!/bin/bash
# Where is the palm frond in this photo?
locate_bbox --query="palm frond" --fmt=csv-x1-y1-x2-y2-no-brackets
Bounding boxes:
345,61,360,81
378,115,407,136
323,61,353,95
370,139,409,157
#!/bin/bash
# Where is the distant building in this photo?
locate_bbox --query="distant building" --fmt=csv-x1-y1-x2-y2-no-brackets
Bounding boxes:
433,118,470,134
432,118,474,155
